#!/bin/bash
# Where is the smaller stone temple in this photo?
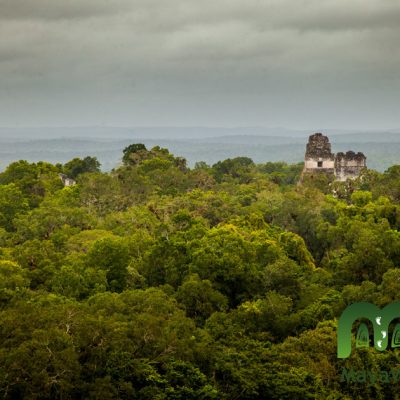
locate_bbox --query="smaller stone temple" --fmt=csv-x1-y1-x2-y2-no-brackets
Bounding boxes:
59,173,76,187
302,133,366,182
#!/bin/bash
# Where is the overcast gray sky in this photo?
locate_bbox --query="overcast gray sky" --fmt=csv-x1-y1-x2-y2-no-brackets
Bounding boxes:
0,0,399,130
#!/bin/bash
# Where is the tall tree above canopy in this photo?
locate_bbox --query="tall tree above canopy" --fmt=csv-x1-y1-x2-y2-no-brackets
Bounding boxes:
63,156,101,179
122,143,148,166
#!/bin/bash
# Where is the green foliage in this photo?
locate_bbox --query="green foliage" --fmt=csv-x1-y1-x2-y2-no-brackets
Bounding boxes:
86,237,131,292
301,171,335,193
212,156,255,183
122,143,148,165
0,183,29,231
257,161,303,185
176,274,228,325
351,190,372,206
0,160,62,207
2,149,400,399
0,260,30,303
63,156,101,179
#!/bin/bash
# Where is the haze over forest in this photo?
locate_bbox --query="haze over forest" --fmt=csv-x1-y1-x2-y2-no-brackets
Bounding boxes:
0,127,399,172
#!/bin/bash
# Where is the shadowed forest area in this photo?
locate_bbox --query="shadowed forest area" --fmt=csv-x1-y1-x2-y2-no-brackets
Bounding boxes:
2,144,400,399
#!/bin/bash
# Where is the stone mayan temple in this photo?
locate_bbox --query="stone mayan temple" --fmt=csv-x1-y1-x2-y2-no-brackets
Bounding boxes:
302,133,366,182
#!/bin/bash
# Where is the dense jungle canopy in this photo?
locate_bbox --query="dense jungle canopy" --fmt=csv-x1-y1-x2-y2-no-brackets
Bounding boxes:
1,144,400,399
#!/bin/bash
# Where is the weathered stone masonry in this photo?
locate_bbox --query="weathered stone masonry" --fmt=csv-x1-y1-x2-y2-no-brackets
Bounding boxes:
302,133,366,182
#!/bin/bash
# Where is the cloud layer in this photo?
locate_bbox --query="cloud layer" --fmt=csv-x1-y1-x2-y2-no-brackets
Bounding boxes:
0,0,399,129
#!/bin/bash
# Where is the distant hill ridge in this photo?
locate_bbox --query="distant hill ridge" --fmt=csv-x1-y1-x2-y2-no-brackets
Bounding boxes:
0,127,400,172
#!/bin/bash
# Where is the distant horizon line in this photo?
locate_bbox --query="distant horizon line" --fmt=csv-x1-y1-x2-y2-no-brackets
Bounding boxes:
0,126,399,133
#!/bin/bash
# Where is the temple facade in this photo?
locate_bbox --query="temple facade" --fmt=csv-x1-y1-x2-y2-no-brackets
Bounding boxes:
302,133,366,182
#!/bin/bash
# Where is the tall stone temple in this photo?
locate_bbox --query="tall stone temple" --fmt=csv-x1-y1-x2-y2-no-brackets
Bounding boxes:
302,133,366,182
